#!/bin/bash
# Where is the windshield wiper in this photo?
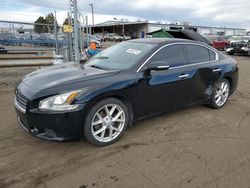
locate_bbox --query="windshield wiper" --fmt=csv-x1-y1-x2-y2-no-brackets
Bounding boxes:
94,56,109,60
90,65,109,70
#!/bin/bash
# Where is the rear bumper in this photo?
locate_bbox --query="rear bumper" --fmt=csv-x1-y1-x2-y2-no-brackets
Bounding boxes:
15,103,87,141
229,66,239,96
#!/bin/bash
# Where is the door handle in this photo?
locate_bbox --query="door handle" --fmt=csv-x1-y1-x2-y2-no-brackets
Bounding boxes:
178,74,189,79
212,68,221,72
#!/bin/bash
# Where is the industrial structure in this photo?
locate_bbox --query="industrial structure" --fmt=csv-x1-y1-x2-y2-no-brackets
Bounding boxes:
91,20,246,38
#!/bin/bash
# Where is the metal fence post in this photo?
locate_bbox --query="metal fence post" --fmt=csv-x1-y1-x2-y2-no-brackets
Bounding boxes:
67,12,73,61
79,27,83,52
81,13,85,50
85,16,89,46
54,11,59,55
73,0,80,62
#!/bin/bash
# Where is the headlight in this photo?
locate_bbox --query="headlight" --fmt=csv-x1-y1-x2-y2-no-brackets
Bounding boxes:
241,46,249,51
226,48,233,52
39,90,81,111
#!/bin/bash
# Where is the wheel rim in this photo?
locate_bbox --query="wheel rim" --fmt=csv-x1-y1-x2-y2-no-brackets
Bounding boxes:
214,81,230,107
91,104,125,143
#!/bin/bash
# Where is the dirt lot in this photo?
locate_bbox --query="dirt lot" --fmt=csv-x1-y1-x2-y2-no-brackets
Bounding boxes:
0,55,250,188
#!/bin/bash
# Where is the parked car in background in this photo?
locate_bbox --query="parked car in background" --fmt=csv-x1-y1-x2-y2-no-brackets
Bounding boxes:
224,35,233,45
15,38,238,146
123,35,131,40
148,29,212,46
204,35,228,50
103,33,123,42
226,36,250,56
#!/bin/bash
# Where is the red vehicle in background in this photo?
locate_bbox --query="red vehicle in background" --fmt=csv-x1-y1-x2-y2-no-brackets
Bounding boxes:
204,35,229,50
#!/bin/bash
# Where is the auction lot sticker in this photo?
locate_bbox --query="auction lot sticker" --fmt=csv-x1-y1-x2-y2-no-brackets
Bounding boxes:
126,48,142,55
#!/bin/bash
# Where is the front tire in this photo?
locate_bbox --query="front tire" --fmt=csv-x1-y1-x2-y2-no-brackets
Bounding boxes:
83,98,129,146
209,79,230,109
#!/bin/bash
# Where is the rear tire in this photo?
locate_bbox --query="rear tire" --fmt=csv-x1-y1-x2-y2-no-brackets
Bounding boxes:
83,98,129,146
208,79,230,109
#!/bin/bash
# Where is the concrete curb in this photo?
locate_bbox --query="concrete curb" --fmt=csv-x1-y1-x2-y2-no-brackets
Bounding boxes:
0,61,53,67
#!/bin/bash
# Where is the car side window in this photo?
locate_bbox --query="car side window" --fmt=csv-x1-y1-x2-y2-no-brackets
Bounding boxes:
148,44,185,67
185,44,213,64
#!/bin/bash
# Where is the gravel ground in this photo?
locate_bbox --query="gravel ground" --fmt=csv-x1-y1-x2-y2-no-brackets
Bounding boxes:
0,55,250,188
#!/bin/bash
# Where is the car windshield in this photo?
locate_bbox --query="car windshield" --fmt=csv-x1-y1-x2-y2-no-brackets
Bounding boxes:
85,42,156,70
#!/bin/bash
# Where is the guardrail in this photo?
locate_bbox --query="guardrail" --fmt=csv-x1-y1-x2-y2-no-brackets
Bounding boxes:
0,47,55,54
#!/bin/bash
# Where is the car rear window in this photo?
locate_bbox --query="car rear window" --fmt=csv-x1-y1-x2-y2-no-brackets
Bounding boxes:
185,44,214,64
209,50,216,60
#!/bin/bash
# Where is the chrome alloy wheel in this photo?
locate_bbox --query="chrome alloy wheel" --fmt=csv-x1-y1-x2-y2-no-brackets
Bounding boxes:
91,104,125,142
214,81,230,107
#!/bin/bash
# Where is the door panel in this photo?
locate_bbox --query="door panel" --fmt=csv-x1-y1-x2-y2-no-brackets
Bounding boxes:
183,44,223,104
188,62,224,104
134,67,190,118
133,44,190,119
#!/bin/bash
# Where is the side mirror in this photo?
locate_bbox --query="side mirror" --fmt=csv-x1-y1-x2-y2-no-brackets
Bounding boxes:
146,61,170,71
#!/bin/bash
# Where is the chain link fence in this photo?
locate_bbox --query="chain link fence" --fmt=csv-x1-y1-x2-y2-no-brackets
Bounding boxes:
0,20,73,63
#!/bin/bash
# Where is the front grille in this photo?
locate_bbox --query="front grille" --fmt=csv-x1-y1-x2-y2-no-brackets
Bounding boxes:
16,91,28,110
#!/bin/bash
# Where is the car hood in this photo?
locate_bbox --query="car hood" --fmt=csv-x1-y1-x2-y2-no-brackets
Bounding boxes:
22,62,119,90
230,40,249,43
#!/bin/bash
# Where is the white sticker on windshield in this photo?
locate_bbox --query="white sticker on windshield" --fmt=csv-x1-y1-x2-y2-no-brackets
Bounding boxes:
126,48,142,55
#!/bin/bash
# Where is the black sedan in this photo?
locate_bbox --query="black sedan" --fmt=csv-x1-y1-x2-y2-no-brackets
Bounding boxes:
15,38,239,146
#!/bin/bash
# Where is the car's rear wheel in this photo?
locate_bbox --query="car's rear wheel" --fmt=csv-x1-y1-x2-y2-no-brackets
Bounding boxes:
83,98,129,146
209,79,230,109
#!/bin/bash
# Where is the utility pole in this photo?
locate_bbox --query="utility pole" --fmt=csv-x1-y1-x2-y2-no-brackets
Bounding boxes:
89,3,94,25
89,3,94,34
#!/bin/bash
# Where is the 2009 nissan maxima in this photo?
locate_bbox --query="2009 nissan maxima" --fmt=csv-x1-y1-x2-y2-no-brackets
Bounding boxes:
15,38,239,146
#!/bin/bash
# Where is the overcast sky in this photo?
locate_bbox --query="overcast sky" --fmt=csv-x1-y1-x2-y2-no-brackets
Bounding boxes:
1,0,250,29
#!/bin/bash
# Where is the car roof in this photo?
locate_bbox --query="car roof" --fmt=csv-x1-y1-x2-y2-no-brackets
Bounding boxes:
128,38,195,45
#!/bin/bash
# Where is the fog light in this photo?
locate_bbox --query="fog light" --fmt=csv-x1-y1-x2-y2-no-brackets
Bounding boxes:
226,48,233,52
45,129,57,138
30,127,38,134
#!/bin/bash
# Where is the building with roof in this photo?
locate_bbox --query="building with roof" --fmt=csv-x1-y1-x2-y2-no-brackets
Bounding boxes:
90,20,246,38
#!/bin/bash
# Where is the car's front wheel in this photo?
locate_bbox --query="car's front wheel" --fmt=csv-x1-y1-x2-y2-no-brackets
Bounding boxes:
83,98,129,146
209,79,230,109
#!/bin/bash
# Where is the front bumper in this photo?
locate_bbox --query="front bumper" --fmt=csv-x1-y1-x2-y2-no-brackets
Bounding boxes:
227,46,250,54
15,102,87,141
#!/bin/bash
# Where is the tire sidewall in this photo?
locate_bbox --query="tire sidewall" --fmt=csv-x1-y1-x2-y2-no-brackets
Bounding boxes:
83,98,129,146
